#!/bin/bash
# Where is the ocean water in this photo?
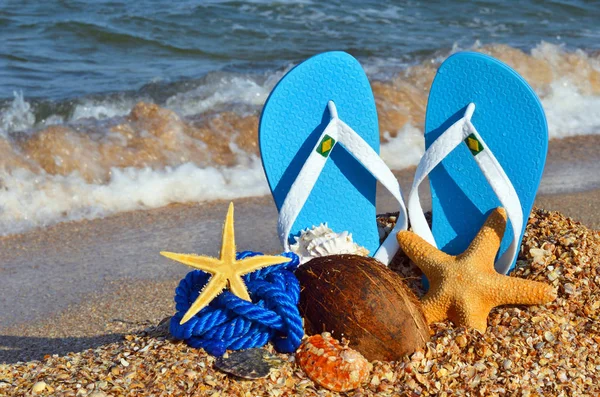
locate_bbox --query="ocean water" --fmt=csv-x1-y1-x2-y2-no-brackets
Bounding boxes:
1,0,600,235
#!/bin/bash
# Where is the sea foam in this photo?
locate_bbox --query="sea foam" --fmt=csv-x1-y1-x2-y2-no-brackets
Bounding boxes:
0,43,599,236
0,158,269,236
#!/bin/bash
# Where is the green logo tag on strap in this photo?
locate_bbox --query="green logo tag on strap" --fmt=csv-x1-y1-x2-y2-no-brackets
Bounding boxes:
316,134,336,158
465,133,483,156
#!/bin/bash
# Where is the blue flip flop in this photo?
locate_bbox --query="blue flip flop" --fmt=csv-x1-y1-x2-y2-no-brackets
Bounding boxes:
407,52,548,274
259,51,407,264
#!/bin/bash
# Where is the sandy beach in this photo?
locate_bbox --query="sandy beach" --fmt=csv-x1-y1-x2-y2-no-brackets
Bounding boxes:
2,199,599,395
0,133,598,367
2,1,600,395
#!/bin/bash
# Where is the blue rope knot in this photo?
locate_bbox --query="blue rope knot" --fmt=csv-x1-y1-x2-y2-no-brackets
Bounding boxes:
170,251,304,356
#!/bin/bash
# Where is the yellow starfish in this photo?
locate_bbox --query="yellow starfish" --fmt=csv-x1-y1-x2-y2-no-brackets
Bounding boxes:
161,202,292,325
396,207,556,332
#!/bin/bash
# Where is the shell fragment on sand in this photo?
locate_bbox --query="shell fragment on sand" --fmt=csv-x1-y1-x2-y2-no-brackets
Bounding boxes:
214,348,284,379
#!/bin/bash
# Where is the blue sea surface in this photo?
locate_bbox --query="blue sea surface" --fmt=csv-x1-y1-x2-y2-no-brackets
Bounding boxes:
1,0,599,100
0,0,599,236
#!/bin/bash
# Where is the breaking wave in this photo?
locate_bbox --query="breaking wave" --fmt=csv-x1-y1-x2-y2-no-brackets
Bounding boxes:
0,42,599,235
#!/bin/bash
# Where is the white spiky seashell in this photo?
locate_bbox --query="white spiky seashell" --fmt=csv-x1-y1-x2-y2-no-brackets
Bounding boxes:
290,223,369,264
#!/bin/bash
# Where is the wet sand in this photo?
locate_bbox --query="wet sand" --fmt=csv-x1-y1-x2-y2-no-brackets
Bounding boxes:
1,136,599,364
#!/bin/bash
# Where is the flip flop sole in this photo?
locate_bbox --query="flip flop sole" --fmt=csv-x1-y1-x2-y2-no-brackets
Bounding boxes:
259,51,380,253
425,52,547,272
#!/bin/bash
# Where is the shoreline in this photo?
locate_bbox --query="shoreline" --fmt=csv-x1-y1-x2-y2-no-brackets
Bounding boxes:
0,135,599,363
0,186,598,364
0,131,597,239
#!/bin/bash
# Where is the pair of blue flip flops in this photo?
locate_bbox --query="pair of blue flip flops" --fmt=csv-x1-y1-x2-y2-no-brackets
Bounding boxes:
259,51,547,274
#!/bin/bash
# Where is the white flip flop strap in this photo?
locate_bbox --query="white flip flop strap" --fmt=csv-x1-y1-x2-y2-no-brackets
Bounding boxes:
278,115,339,251
337,119,408,264
408,113,468,247
278,101,408,265
407,103,523,274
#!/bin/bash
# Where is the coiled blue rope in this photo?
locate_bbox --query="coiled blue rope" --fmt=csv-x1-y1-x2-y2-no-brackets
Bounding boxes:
170,251,304,356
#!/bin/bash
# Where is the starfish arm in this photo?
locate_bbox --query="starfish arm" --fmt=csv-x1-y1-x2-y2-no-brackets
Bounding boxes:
160,252,221,273
229,274,252,302
180,273,228,325
236,255,292,275
396,230,454,280
421,293,452,325
450,297,493,333
459,208,506,269
487,274,557,307
221,203,237,263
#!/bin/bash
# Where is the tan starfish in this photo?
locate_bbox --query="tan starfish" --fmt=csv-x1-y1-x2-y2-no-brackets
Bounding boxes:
161,202,291,325
396,207,556,332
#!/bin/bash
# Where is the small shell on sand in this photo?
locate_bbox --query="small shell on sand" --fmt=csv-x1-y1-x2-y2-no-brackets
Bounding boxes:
214,348,284,379
296,333,372,392
31,381,47,394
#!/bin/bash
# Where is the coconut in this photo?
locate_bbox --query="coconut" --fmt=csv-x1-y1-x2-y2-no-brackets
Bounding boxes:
295,254,430,361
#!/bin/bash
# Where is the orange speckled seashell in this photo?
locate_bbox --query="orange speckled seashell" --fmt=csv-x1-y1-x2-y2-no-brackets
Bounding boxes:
296,332,372,392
